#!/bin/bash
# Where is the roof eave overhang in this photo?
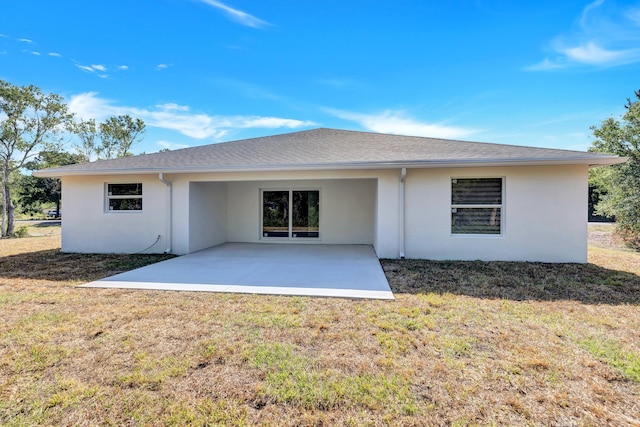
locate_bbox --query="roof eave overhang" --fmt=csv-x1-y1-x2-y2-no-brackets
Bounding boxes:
34,156,628,178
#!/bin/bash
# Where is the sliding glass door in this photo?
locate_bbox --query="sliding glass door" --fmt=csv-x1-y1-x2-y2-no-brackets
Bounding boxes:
292,190,320,238
262,191,290,237
262,190,319,238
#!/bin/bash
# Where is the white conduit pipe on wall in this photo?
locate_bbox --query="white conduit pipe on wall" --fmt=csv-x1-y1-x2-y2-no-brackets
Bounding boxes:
399,167,407,259
158,173,173,254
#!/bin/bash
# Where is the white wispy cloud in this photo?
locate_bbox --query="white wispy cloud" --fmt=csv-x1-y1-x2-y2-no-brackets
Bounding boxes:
157,140,191,151
68,92,314,140
527,0,640,70
0,34,8,38
75,64,109,74
197,0,271,28
157,63,171,70
8,35,127,77
157,103,190,112
75,64,95,73
324,108,478,139
526,58,565,71
564,41,638,64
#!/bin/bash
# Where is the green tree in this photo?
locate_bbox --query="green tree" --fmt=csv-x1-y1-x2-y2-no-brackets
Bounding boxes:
72,115,145,160
0,80,73,237
73,118,97,162
589,90,640,246
98,115,145,159
18,151,85,217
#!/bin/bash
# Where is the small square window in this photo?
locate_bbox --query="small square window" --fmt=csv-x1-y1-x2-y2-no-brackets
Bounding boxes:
106,183,143,211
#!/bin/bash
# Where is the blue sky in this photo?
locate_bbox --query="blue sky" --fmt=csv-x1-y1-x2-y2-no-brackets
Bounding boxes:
1,0,639,155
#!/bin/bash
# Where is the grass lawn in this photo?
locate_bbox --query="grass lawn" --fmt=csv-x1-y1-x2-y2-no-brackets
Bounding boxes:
1,228,639,426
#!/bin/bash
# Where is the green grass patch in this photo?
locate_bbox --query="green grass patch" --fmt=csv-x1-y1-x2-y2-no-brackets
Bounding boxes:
44,377,100,411
433,334,477,360
236,311,301,328
248,342,420,413
234,298,305,329
15,345,69,374
581,338,640,382
162,399,248,426
0,291,57,305
375,331,412,356
115,352,190,391
3,311,76,348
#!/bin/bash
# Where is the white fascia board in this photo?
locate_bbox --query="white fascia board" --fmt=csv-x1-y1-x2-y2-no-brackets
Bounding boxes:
33,155,627,178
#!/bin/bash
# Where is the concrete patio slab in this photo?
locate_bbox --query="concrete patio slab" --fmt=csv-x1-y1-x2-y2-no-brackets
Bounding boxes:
81,243,394,300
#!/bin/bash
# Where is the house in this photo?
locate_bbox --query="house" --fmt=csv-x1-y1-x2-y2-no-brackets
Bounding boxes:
35,128,625,263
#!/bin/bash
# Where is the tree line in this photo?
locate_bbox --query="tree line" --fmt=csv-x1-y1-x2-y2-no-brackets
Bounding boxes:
0,79,145,237
589,90,640,248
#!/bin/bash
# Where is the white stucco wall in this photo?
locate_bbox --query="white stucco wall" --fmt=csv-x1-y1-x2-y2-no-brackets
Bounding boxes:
225,179,376,245
403,165,589,262
374,171,402,258
59,165,588,262
189,182,227,252
60,175,169,253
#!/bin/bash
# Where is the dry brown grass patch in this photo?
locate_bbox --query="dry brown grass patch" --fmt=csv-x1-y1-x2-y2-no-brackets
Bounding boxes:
1,230,640,425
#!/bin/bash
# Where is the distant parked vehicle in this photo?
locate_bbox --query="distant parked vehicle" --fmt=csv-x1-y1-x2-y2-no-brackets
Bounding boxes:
47,210,61,218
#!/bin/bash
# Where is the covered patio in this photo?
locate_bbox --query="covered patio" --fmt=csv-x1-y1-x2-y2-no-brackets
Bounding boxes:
81,243,394,300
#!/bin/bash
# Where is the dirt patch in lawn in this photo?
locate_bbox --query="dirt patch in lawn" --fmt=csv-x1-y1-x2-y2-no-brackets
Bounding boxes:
1,234,639,426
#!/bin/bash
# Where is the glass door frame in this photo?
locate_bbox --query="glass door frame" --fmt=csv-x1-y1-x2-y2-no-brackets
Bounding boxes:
260,188,321,240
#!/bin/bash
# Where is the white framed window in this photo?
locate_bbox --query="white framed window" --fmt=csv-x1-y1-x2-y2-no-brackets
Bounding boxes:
261,189,320,239
451,178,503,235
106,183,143,212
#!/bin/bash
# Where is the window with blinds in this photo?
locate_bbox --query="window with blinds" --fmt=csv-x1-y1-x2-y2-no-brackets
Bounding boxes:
451,178,503,235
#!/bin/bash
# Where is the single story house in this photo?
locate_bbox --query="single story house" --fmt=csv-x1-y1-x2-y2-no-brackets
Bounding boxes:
36,128,625,263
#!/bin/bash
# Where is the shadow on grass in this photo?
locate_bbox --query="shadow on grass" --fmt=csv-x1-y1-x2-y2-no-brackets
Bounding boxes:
381,259,640,305
31,221,61,228
0,249,174,283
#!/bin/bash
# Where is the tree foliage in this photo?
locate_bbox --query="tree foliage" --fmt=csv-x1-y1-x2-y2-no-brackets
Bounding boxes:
99,115,145,159
73,118,98,162
0,80,147,236
0,80,74,236
589,90,640,245
74,115,146,160
18,151,85,217
73,114,146,161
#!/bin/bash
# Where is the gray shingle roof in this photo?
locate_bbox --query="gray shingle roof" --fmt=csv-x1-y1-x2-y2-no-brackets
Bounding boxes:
36,128,625,177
